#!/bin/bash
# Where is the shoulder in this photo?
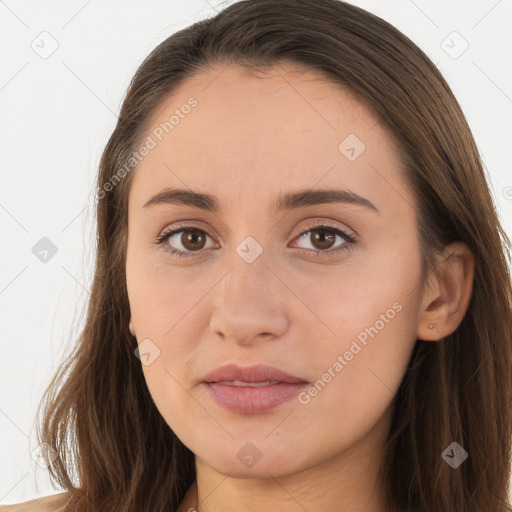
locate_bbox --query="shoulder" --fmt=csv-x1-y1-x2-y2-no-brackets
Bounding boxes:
0,492,72,512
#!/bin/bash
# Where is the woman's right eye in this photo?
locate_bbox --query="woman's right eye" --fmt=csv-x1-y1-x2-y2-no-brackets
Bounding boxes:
154,226,217,258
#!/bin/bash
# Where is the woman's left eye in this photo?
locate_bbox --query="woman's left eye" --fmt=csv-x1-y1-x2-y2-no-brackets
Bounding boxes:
291,224,356,256
154,222,356,259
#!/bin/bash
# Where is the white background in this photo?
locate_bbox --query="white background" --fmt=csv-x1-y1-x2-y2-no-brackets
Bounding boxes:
1,0,511,504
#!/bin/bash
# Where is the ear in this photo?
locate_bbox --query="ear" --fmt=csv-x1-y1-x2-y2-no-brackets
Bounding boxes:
416,242,475,342
129,318,136,337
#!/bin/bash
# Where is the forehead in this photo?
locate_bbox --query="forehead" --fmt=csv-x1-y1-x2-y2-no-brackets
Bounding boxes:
128,61,410,217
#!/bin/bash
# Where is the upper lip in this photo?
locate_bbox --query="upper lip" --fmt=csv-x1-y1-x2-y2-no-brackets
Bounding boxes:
202,363,308,384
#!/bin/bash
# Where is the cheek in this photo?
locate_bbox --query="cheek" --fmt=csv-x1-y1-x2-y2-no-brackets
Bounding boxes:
289,239,421,345
126,247,211,340
126,259,213,414
289,243,421,413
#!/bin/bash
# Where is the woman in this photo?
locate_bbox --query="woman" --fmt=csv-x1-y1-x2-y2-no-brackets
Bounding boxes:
2,0,511,510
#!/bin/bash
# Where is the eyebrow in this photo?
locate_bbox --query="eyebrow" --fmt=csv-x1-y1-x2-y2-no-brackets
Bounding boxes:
143,187,380,214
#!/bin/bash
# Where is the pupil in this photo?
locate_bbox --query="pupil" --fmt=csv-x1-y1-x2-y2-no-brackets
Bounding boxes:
313,229,335,249
183,230,204,250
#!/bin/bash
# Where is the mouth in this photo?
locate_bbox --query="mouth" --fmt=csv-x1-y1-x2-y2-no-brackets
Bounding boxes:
202,363,308,385
201,364,309,414
213,379,282,387
203,381,309,414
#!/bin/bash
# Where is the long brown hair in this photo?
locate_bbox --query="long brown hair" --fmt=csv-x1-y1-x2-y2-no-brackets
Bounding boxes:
36,1,512,510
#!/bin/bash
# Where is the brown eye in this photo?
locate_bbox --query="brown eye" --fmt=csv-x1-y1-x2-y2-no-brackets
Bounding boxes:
293,222,357,258
308,228,337,250
293,224,354,255
156,222,356,259
156,226,216,258
180,229,207,251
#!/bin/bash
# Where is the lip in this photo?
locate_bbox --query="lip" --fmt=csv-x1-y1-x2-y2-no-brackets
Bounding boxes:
202,363,307,384
201,363,309,414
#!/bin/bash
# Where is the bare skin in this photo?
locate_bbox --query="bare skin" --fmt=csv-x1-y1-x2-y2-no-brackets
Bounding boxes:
120,61,474,512
2,61,474,512
0,491,71,511
1,64,474,512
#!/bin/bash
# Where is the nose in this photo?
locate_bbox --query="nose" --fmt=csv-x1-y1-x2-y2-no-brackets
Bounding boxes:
208,252,290,346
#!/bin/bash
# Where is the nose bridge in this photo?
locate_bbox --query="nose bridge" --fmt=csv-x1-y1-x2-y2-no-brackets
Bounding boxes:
225,245,269,299
209,243,289,343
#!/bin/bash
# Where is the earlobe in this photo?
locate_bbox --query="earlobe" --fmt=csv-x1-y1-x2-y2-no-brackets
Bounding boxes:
129,319,136,337
416,242,475,342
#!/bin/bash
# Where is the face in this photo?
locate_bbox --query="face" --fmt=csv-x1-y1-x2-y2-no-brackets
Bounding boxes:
126,61,425,480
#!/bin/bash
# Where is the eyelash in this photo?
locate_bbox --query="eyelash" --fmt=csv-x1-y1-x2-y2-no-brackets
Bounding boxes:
154,221,357,259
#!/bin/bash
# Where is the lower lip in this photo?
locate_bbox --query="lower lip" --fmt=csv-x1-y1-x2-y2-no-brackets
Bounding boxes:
203,382,308,414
